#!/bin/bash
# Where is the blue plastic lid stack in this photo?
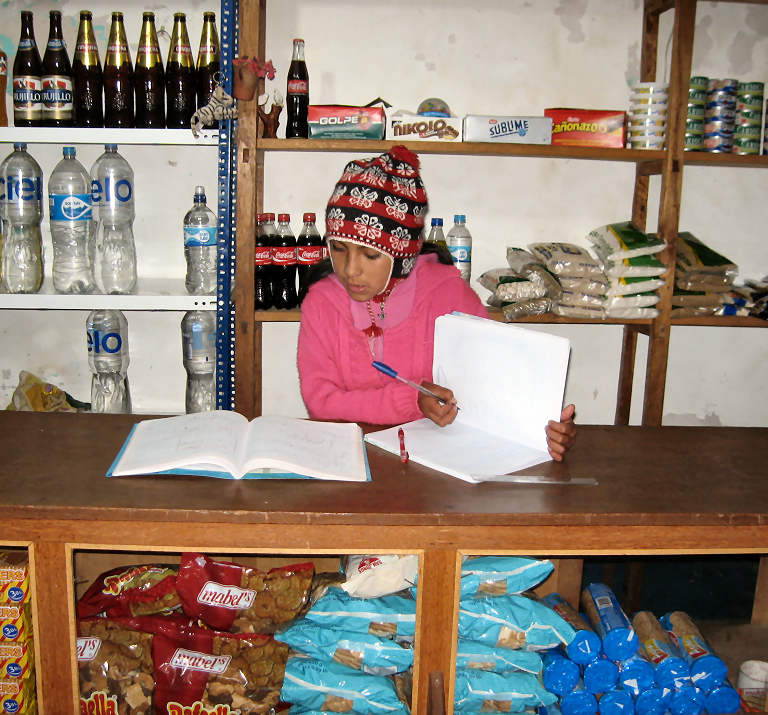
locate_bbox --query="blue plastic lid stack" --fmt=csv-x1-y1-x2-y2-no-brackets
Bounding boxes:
582,656,619,694
543,592,603,665
634,684,672,715
632,611,691,690
581,583,639,662
542,647,581,695
597,687,635,715
705,681,741,715
616,652,655,696
669,685,706,715
561,680,599,715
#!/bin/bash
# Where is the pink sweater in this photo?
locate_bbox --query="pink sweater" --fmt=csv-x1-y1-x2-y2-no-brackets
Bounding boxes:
297,255,489,425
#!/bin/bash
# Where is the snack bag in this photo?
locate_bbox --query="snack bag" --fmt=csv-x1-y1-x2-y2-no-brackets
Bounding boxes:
77,564,181,619
176,553,314,633
528,242,604,278
453,667,557,712
342,554,418,599
455,638,543,674
460,556,554,599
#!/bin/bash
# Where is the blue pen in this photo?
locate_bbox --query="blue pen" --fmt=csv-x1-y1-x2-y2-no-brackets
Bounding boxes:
372,361,457,409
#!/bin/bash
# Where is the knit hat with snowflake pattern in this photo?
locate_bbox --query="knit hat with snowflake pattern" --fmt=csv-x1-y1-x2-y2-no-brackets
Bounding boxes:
325,145,428,288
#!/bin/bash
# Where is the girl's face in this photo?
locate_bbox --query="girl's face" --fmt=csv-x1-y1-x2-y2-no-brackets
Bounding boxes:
329,239,392,302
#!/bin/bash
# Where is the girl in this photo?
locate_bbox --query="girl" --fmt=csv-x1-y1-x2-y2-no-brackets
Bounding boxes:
297,146,576,460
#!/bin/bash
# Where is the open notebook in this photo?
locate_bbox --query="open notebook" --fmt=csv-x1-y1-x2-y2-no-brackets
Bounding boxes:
365,313,571,482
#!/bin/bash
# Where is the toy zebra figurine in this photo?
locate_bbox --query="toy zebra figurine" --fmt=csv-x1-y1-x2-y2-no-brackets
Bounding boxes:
190,85,238,137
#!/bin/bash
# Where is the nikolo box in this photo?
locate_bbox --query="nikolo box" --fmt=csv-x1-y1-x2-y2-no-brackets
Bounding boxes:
308,105,386,139
462,115,553,144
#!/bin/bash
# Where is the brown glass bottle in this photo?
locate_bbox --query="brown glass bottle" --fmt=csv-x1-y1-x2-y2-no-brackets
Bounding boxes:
12,11,43,127
104,12,134,128
286,39,308,138
166,13,196,129
196,12,220,127
41,10,73,127
135,12,165,128
0,51,9,127
72,11,103,127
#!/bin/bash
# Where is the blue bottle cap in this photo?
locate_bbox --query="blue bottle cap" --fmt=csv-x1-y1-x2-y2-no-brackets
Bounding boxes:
63,146,76,157
13,143,27,150
431,217,443,226
454,214,466,222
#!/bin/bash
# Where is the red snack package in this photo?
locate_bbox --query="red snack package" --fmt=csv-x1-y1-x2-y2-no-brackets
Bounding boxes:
176,553,314,633
78,564,181,619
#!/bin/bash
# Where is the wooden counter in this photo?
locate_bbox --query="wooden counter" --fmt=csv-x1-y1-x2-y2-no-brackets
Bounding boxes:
2,411,768,713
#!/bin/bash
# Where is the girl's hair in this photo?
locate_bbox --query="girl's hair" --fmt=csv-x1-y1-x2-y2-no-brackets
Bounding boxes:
298,241,454,305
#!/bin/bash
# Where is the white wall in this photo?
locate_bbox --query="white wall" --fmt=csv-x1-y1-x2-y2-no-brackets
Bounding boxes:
1,0,767,427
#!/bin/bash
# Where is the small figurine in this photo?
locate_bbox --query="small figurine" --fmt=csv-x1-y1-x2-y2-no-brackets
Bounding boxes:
190,84,238,137
257,90,284,139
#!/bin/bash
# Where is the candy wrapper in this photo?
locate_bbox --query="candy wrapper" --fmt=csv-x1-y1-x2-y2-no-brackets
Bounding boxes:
342,555,418,599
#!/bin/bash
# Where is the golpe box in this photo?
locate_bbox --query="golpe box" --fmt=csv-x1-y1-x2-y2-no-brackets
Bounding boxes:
544,108,626,148
462,115,552,144
308,105,385,139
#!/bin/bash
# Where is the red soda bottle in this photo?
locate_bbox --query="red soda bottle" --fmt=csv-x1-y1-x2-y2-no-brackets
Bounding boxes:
271,213,298,309
286,39,308,138
297,212,323,295
254,213,273,310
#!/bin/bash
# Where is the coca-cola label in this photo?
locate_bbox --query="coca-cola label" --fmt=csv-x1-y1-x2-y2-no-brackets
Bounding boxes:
184,226,217,247
273,247,297,265
50,193,92,221
169,647,231,674
76,637,101,662
254,246,271,265
196,581,255,609
42,75,73,117
287,79,309,95
12,77,42,119
297,246,323,265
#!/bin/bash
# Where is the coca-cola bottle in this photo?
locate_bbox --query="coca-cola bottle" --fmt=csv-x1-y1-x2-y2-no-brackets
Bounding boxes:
271,213,298,310
134,12,165,128
166,13,196,129
41,10,73,127
286,39,308,138
254,213,273,310
72,11,103,127
196,12,220,126
297,212,324,295
104,12,134,128
12,11,43,127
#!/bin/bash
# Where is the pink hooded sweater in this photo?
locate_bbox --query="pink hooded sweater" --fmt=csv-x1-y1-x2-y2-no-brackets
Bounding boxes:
297,254,489,425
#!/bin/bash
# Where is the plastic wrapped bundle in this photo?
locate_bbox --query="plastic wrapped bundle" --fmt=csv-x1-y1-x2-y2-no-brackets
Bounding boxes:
675,232,738,292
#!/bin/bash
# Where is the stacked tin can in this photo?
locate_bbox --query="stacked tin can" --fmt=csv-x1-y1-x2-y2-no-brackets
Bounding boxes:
685,76,707,151
703,78,737,153
627,82,667,150
734,81,763,155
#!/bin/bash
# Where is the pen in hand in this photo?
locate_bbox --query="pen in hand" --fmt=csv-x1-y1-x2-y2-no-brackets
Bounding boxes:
371,361,458,409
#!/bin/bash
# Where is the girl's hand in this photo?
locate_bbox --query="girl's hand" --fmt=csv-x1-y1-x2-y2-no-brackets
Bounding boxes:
418,381,459,427
546,404,577,461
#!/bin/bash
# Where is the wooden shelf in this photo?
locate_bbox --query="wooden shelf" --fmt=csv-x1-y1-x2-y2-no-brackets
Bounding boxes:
683,152,768,168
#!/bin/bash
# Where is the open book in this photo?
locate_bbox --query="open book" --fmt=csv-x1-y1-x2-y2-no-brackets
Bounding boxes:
364,313,570,483
108,411,370,482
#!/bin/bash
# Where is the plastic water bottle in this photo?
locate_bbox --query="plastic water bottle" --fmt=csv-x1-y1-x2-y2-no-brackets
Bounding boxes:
181,310,216,413
86,309,131,413
0,143,43,293
49,146,95,294
446,214,472,282
184,185,217,295
90,144,136,294
426,217,447,252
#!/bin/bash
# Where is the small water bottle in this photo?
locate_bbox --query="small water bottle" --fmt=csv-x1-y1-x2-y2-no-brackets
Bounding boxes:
184,185,217,295
0,142,44,293
49,146,95,294
426,217,447,252
86,309,131,413
90,144,137,294
181,310,216,413
446,214,472,282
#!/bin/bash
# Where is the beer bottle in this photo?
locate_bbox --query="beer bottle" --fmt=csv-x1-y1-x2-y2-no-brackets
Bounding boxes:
166,13,196,129
135,12,165,128
12,11,43,127
104,12,134,128
0,51,8,127
196,12,220,127
42,10,73,127
72,11,103,128
286,38,309,138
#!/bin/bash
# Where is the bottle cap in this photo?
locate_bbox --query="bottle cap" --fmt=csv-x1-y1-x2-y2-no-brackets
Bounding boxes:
14,143,27,150
293,38,305,43
105,144,118,150
278,213,290,222
267,213,275,221
454,214,466,222
63,146,76,157
431,217,443,226
195,185,205,194
256,213,265,222
303,213,316,222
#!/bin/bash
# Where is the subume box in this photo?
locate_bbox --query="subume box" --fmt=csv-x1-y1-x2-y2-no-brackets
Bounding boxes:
544,108,627,148
308,105,385,139
388,110,462,141
462,115,553,144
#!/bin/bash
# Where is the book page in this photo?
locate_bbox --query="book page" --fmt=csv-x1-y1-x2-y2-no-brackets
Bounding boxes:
110,411,249,477
243,416,369,482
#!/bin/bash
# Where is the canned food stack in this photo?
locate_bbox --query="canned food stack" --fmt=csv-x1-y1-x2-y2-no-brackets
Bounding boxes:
734,81,763,155
704,78,737,153
685,76,707,151
627,82,668,150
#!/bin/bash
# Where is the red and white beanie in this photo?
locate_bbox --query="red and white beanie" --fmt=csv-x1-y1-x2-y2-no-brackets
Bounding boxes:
325,145,428,284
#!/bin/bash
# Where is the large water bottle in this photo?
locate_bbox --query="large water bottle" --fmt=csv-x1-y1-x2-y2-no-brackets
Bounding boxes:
0,143,44,293
49,146,95,294
184,185,217,295
181,310,216,413
86,309,131,413
90,144,137,294
446,214,473,282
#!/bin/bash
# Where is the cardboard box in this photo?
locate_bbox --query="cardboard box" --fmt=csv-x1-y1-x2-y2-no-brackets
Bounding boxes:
545,108,626,148
0,552,29,604
308,105,385,139
0,603,32,641
388,110,462,141
462,115,552,144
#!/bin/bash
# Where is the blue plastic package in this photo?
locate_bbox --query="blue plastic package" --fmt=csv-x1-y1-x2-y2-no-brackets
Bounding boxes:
458,593,576,652
580,584,638,662
542,593,603,664
598,688,635,715
633,611,691,689
616,652,655,696
560,681,598,715
634,685,672,715
459,556,554,599
542,647,580,695
455,638,543,674
453,667,556,712
582,656,618,694
669,685,706,715
704,682,741,714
